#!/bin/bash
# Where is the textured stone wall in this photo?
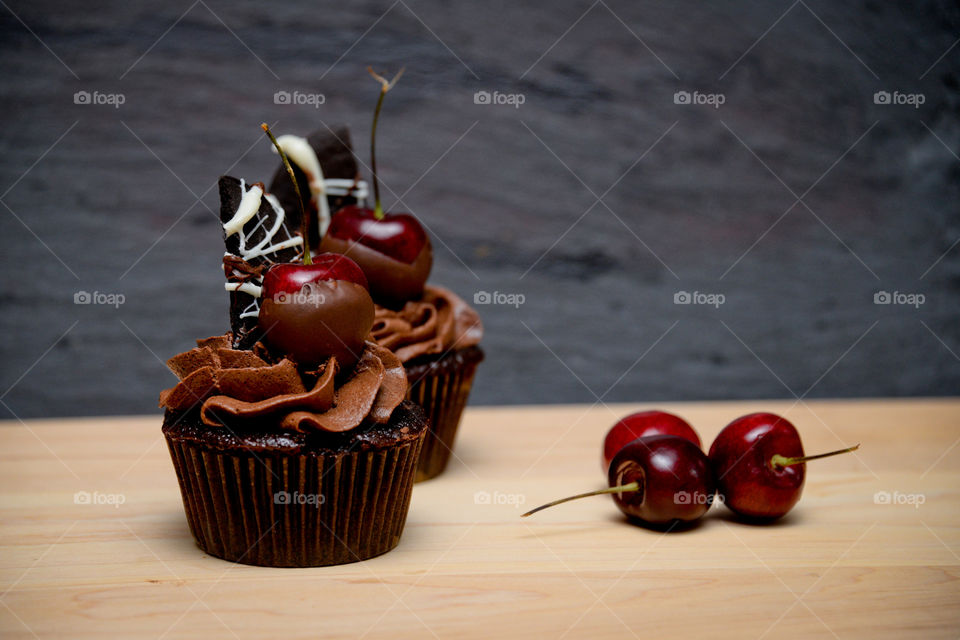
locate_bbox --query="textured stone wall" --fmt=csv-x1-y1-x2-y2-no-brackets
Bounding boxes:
1,0,958,418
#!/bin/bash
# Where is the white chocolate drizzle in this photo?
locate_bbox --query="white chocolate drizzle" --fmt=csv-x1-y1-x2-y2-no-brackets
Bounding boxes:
225,180,304,262
238,298,260,319
271,136,370,237
222,183,263,236
273,135,331,238
222,178,304,320
225,282,263,297
325,178,369,201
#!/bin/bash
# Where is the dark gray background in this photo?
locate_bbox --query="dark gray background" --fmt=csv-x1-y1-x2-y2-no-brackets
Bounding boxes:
1,0,958,419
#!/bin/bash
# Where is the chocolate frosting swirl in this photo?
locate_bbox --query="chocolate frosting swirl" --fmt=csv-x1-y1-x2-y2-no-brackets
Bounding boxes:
371,285,483,363
158,334,406,433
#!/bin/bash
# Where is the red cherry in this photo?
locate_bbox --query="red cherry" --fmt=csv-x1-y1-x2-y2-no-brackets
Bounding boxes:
608,435,715,525
320,206,432,306
708,413,859,520
318,69,433,307
327,205,428,264
602,410,701,471
258,253,374,369
260,253,368,296
524,435,715,528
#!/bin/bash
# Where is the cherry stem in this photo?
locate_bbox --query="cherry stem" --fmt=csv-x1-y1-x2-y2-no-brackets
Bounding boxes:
770,443,860,469
261,122,311,265
521,482,640,518
367,66,404,221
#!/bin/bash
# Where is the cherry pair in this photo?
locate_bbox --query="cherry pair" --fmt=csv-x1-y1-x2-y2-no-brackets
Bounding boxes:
524,410,858,527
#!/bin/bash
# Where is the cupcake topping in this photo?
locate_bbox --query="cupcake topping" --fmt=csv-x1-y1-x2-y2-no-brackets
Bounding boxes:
372,285,483,363
222,182,265,237
159,335,406,433
271,135,331,238
267,134,371,236
226,179,303,262
268,127,367,251
319,223,432,308
257,255,374,370
314,69,434,309
218,176,304,348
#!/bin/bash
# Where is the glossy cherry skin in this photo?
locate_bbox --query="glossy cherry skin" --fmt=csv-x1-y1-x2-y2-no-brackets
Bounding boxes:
326,205,428,264
258,253,373,369
260,253,368,296
322,205,432,307
708,413,805,520
602,410,701,471
608,435,715,526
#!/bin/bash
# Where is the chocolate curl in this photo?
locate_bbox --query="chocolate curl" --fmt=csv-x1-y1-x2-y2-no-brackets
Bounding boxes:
161,337,408,435
159,335,303,411
223,254,268,284
201,358,338,428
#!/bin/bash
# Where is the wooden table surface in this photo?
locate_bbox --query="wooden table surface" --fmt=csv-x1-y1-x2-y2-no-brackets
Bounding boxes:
2,398,958,639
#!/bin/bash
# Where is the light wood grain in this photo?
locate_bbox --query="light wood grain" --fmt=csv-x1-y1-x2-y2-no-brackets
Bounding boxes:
1,399,959,639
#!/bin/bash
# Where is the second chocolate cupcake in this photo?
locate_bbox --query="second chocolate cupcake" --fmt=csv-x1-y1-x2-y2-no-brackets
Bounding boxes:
370,286,483,481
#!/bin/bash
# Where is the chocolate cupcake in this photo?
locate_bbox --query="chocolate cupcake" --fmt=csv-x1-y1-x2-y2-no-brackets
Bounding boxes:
160,336,426,567
159,168,426,567
271,119,484,481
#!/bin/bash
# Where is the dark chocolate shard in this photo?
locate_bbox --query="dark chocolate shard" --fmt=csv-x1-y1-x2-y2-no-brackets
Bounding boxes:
218,175,303,349
268,126,362,249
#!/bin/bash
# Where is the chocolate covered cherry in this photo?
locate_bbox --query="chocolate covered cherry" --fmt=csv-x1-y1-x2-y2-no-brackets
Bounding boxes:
258,253,373,369
319,67,431,308
320,205,431,307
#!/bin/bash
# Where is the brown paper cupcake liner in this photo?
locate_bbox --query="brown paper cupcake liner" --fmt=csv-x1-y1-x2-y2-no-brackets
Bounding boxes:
405,346,483,482
164,425,425,567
